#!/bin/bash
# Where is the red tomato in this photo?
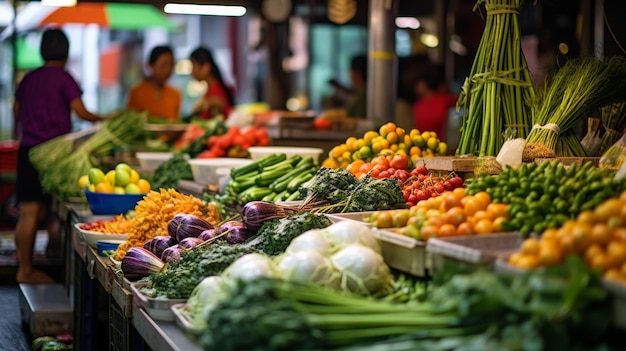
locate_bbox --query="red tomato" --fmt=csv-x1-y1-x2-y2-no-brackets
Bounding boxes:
414,165,428,175
313,118,333,130
390,154,409,170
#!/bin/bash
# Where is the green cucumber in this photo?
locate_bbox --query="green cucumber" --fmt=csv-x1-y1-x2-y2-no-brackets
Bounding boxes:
269,164,317,192
286,172,314,192
255,165,294,186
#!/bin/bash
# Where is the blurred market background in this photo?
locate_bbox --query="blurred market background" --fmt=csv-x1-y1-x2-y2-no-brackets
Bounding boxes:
2,0,624,141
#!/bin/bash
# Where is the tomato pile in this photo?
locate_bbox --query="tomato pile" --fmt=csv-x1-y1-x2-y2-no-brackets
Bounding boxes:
367,188,510,241
197,126,270,159
401,166,464,207
344,156,465,207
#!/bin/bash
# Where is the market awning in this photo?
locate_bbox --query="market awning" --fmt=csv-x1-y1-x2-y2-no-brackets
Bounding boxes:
0,2,175,40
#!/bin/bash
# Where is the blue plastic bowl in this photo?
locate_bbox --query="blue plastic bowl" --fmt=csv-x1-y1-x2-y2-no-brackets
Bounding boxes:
83,190,145,215
96,240,124,256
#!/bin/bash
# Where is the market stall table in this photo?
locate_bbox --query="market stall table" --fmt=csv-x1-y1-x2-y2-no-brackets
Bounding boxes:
69,205,202,351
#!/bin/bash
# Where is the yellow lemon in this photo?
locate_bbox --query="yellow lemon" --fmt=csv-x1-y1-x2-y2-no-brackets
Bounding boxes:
129,169,140,184
438,142,448,155
427,137,439,151
105,170,116,185
78,175,89,189
363,131,378,144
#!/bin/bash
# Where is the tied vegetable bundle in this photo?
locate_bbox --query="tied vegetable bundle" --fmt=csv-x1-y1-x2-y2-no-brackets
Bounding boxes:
456,0,535,156
29,110,148,200
599,101,626,155
523,56,626,160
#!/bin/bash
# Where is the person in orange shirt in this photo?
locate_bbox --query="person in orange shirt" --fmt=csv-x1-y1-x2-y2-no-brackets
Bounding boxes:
127,45,181,121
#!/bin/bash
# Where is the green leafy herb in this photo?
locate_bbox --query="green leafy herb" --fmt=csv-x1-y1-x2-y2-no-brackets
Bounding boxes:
150,153,194,190
243,212,331,256
147,241,255,299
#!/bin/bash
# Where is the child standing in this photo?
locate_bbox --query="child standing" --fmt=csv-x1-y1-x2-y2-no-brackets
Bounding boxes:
13,28,104,283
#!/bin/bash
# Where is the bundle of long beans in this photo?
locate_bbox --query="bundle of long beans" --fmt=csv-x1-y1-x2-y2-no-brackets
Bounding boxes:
30,110,148,200
456,0,535,156
523,56,626,160
599,101,626,154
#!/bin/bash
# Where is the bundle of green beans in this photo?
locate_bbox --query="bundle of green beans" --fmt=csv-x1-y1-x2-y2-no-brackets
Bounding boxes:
30,110,148,200
456,0,535,156
599,101,626,154
523,56,626,160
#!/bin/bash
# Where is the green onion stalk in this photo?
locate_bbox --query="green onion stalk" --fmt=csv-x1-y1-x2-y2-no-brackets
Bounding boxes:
523,56,626,160
29,110,148,200
456,0,535,157
599,101,626,154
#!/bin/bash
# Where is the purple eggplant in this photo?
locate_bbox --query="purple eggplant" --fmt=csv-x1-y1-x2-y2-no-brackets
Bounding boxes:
198,229,216,241
168,213,214,242
143,235,177,259
161,245,183,263
179,237,204,249
216,220,254,244
121,247,165,281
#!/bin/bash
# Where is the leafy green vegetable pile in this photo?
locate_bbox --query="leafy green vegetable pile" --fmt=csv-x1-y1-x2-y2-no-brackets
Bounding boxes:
243,212,332,256
144,212,332,298
150,153,194,190
199,257,613,351
300,168,406,213
146,241,255,299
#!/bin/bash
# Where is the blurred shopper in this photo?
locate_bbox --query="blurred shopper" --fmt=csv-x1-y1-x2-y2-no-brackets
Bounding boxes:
13,28,104,283
189,47,235,120
126,45,181,121
329,54,368,118
412,64,458,141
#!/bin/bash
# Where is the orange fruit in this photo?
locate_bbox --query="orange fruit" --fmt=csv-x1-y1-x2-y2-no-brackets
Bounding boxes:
456,221,474,236
95,181,113,193
584,244,604,265
613,228,626,242
603,269,624,282
508,252,524,266
537,241,562,266
419,225,439,241
515,255,539,269
589,223,613,247
594,198,622,222
472,191,492,210
474,219,493,235
486,203,508,220
576,210,597,225
439,224,457,237
446,207,466,226
606,241,626,267
492,216,507,232
589,252,613,272
570,222,592,253
137,179,151,193
520,237,541,256
471,210,492,223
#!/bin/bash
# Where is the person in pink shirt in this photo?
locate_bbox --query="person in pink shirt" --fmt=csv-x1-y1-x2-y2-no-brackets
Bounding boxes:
13,29,104,283
189,47,235,120
412,65,458,141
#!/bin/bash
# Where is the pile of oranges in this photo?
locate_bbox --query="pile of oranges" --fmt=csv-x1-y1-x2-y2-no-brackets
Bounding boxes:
368,188,510,241
508,191,626,284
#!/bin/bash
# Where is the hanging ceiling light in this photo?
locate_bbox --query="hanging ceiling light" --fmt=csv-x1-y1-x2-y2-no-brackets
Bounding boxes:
163,3,247,16
328,0,356,25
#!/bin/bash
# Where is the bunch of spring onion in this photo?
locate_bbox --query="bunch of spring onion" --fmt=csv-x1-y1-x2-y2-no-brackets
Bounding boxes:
200,257,610,351
599,101,626,154
456,0,535,157
29,110,148,200
523,56,626,160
